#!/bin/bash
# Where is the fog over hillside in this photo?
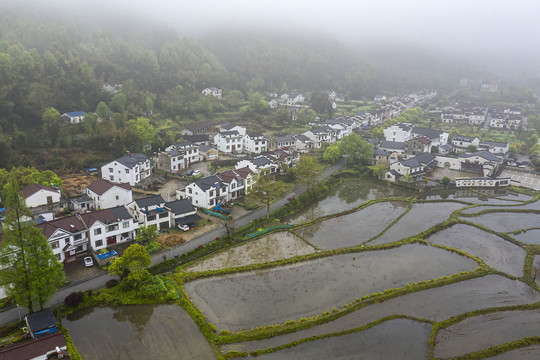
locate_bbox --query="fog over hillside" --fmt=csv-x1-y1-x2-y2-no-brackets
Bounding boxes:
3,0,540,78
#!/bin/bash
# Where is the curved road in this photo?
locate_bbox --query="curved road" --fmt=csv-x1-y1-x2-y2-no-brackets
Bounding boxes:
0,158,346,325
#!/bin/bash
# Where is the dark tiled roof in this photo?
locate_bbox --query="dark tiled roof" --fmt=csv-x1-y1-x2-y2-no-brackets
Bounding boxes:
21,184,59,199
414,152,436,165
401,158,421,167
134,195,166,208
183,134,209,142
193,175,224,192
460,151,501,162
114,153,148,168
37,216,85,238
198,145,216,152
176,213,202,225
482,140,508,147
234,166,254,179
0,332,66,360
81,206,132,226
26,309,56,334
219,130,240,136
186,120,213,132
412,127,444,139
296,134,311,142
251,156,273,167
380,141,405,150
166,199,195,216
87,178,131,195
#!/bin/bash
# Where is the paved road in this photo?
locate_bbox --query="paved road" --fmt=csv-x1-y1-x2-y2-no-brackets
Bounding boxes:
0,158,346,325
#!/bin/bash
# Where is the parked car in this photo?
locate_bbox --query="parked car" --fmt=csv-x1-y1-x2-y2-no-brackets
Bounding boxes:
192,170,201,176
84,256,94,267
178,224,190,231
186,170,194,176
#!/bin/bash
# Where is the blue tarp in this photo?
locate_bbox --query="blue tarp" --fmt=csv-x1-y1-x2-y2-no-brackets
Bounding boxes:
96,250,118,260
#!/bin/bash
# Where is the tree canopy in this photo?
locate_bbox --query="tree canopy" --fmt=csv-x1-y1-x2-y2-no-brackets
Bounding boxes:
339,133,373,166
0,175,64,312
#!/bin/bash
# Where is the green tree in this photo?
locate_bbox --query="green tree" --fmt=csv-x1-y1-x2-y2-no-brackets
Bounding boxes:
96,101,110,121
310,92,332,116
42,107,61,145
223,90,244,108
109,93,127,113
108,243,151,282
371,126,384,139
296,155,322,192
323,143,341,163
0,175,64,312
339,133,373,166
135,225,159,245
249,175,275,220
126,117,156,151
0,166,62,195
296,108,317,125
466,145,477,152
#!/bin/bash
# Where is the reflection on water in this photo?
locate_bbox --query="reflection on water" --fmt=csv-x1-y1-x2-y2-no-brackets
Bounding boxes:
64,304,215,360
288,180,412,224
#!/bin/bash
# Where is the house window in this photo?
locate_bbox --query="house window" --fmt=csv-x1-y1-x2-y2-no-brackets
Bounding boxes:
123,221,130,228
47,196,53,205
109,168,113,172
189,188,192,194
107,224,119,232
55,253,62,261
209,190,214,197
94,228,102,235
73,234,82,241
125,169,129,173
116,195,120,200
95,240,103,247
51,240,60,249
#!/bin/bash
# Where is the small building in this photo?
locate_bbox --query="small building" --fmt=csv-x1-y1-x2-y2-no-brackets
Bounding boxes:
101,153,151,186
127,195,171,230
214,131,243,153
86,178,132,210
61,111,87,124
455,177,510,188
379,140,406,156
480,141,509,155
405,136,432,157
181,121,214,136
25,309,58,339
82,206,137,250
198,145,219,161
22,184,61,209
235,156,278,176
165,199,201,227
69,194,93,213
243,132,268,154
201,87,222,99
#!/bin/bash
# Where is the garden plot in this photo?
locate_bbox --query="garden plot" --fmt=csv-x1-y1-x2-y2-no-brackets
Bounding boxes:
434,309,540,359
512,229,540,245
245,319,431,360
463,212,540,233
488,345,540,359
64,304,215,360
186,231,315,272
369,202,464,245
184,244,476,331
460,204,523,215
427,224,526,277
287,181,411,224
221,275,540,354
294,201,407,250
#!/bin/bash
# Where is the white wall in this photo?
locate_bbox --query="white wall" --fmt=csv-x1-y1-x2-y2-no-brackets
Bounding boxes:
25,189,61,208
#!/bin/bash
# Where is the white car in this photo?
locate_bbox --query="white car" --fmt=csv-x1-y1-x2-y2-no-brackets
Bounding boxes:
178,224,190,231
84,256,94,267
192,170,201,176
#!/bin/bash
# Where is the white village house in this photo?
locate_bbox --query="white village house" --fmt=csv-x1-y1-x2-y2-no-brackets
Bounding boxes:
127,195,171,231
86,178,132,210
201,87,222,99
22,184,61,209
101,153,151,186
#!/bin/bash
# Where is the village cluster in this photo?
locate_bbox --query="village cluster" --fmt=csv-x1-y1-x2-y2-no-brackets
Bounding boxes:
1,86,522,271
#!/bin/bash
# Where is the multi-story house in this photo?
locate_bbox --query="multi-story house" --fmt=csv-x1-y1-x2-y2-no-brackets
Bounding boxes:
451,136,480,149
37,216,89,262
86,178,132,210
156,142,200,173
235,156,278,176
383,123,412,142
82,206,137,250
22,184,61,209
101,153,151,186
303,126,334,149
276,135,296,150
180,175,229,209
243,132,268,154
214,131,244,153
127,195,171,230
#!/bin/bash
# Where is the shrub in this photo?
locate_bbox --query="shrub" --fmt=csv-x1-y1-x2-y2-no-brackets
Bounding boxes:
64,291,84,307
105,279,119,288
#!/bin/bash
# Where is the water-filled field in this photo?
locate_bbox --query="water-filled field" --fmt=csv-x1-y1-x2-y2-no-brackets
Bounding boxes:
186,231,315,272
64,305,215,360
184,244,476,331
294,201,407,249
369,202,464,245
463,212,540,233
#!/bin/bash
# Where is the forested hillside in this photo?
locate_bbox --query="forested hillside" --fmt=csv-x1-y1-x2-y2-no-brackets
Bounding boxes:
0,3,469,170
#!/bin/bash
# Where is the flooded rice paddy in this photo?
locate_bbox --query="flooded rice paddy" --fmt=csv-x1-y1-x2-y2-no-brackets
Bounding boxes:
184,244,476,331
185,231,315,272
293,201,407,249
426,224,526,277
246,319,431,360
463,212,540,233
221,275,540,354
286,180,412,224
63,304,214,360
512,229,540,245
434,309,540,358
369,202,464,245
